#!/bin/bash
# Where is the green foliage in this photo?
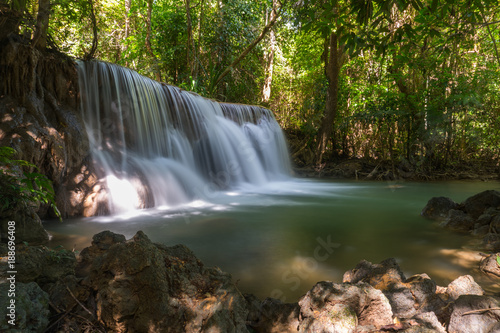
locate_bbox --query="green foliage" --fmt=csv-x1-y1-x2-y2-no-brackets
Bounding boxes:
0,147,61,220
7,0,500,170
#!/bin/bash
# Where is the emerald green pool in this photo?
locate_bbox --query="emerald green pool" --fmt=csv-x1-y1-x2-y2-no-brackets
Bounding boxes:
44,179,500,301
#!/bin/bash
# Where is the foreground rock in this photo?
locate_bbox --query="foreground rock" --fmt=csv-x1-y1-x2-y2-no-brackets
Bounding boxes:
79,230,249,332
0,203,49,244
1,231,499,332
422,190,500,251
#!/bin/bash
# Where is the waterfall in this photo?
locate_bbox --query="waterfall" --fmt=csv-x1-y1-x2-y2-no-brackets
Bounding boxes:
77,61,291,213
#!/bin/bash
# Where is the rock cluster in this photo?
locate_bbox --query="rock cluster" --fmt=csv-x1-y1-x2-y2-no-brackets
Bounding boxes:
422,190,500,252
2,230,499,332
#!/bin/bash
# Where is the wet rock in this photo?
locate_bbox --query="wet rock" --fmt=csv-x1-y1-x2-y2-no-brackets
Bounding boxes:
445,275,483,302
406,274,446,316
14,244,76,285
343,258,417,318
0,204,49,244
298,281,393,331
0,37,103,218
407,312,446,333
79,230,250,333
479,253,500,277
488,322,500,333
421,197,458,220
247,296,300,333
490,214,500,233
476,210,495,227
0,281,50,332
463,190,500,219
443,209,475,232
342,258,406,285
482,233,500,252
472,224,490,236
447,295,500,333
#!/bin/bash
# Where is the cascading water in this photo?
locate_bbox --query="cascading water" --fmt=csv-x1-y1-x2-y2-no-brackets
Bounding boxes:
77,61,292,213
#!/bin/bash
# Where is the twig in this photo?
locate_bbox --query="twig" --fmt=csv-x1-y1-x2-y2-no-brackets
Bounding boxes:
67,312,106,333
43,304,75,333
462,307,500,316
66,286,95,319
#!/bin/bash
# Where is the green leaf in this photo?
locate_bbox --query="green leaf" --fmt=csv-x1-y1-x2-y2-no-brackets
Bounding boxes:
496,255,500,267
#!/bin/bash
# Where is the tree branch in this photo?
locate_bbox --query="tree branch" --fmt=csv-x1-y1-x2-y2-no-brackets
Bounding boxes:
213,1,282,88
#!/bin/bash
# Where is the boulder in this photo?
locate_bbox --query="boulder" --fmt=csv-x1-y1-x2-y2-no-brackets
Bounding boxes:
343,258,417,318
0,281,50,332
405,274,446,316
490,214,500,233
463,190,500,219
443,209,475,232
246,296,300,333
421,197,458,220
13,244,76,285
472,224,490,236
479,253,500,277
444,275,484,302
407,312,446,333
78,230,250,333
0,204,49,244
447,295,500,333
482,233,500,252
476,209,499,227
298,281,393,332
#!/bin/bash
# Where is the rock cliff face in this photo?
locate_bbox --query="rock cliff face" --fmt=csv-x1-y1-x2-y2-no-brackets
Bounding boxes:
0,21,109,225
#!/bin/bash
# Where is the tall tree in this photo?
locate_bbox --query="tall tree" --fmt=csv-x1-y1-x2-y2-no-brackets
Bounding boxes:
316,29,345,164
145,0,161,81
262,0,278,103
32,0,50,49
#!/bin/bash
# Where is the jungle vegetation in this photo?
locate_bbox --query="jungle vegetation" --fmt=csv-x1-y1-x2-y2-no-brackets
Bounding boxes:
3,0,500,172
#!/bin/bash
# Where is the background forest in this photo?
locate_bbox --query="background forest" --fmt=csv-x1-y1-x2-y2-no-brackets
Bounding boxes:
4,0,500,174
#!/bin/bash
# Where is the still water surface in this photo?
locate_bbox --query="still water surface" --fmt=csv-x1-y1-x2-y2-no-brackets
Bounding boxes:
45,179,500,301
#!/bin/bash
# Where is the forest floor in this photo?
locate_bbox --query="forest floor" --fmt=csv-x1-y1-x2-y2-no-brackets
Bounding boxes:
285,130,499,182
292,158,499,182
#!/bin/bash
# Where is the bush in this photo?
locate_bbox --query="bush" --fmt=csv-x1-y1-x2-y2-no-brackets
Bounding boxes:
0,146,61,220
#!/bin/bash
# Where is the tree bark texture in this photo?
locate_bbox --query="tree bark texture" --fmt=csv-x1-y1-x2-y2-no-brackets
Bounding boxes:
84,0,98,60
262,1,277,103
32,0,50,50
145,0,161,82
315,31,342,164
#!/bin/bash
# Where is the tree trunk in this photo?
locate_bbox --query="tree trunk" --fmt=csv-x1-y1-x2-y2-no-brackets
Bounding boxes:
84,0,98,60
262,1,277,103
184,0,196,79
194,0,205,81
145,0,161,82
315,31,342,165
124,0,131,66
32,0,50,50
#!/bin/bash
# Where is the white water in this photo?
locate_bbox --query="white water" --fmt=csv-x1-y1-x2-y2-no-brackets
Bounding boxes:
77,61,291,213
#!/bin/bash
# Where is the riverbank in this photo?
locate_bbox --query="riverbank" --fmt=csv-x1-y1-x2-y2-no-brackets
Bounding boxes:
292,158,499,182
1,229,499,332
285,130,500,182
